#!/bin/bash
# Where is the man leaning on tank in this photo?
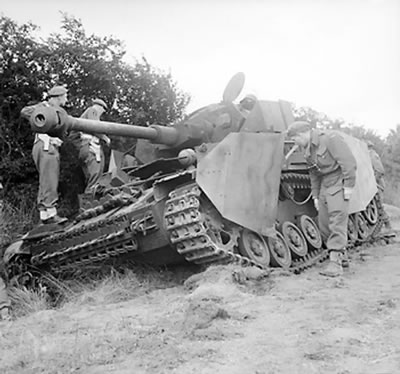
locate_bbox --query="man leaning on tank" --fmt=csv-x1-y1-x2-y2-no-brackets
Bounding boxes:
287,121,357,277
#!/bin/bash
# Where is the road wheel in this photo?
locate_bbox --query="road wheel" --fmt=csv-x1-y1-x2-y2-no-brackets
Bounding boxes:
238,229,270,266
266,232,292,269
281,221,308,258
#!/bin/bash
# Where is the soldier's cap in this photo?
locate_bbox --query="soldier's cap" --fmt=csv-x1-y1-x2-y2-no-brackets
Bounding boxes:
287,121,311,138
93,98,108,110
48,85,68,97
240,93,257,103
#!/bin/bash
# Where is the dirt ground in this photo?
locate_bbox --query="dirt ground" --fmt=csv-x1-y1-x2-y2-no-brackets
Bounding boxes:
1,207,400,374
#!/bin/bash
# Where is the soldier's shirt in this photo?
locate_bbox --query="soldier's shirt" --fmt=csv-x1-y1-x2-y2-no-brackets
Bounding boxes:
304,129,357,199
80,107,101,121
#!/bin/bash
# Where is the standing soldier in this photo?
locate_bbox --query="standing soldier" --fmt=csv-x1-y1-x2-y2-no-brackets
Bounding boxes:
367,141,392,231
21,86,68,225
287,121,357,277
71,99,110,194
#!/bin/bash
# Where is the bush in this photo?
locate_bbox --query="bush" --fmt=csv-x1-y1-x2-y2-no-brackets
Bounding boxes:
382,176,400,207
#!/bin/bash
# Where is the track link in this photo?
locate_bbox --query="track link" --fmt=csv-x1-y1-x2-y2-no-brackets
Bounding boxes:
164,184,263,269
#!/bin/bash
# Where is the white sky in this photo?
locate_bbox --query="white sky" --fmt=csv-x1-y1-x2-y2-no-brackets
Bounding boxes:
2,0,400,136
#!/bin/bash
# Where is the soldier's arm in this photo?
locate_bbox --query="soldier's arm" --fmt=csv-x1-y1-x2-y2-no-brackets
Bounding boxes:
327,133,357,188
80,107,99,120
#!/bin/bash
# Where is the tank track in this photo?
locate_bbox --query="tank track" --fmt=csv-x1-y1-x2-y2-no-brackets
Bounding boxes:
280,172,390,274
6,176,392,281
13,198,148,277
164,183,262,268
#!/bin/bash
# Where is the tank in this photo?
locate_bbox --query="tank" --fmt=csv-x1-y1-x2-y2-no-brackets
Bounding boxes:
3,73,390,284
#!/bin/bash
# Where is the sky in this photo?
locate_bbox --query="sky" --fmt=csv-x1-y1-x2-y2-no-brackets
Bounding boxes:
2,0,400,136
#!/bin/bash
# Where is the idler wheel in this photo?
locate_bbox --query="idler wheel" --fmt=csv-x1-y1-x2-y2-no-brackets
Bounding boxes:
347,214,358,245
238,229,270,266
363,197,379,225
298,215,322,250
356,213,370,241
266,231,292,269
281,221,308,257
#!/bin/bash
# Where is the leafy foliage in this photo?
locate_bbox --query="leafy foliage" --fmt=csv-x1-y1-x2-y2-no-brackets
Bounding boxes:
0,14,190,221
382,125,400,182
0,16,50,204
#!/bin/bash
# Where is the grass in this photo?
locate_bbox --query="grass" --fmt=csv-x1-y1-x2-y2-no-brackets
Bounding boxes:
1,264,195,374
8,284,51,318
0,199,36,249
6,262,197,319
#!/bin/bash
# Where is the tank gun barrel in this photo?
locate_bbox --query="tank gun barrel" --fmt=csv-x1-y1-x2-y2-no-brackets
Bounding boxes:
30,106,179,146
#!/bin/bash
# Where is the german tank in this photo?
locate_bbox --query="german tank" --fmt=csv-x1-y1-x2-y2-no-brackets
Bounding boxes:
3,73,390,283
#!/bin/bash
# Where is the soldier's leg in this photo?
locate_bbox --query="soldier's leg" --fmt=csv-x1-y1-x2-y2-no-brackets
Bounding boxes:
377,183,392,230
80,145,104,194
326,190,349,252
317,193,330,245
0,277,11,321
84,151,104,194
319,187,349,277
33,143,60,221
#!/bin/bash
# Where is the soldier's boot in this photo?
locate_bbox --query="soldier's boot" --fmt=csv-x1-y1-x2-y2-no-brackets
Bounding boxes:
342,249,349,268
41,215,68,225
319,251,343,277
0,306,11,321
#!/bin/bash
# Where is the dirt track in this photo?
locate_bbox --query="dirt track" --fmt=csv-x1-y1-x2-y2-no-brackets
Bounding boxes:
1,216,399,373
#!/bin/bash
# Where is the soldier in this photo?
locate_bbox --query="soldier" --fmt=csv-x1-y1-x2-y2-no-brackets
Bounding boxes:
0,276,11,321
21,86,68,224
71,99,110,194
287,121,357,277
0,182,10,321
367,141,392,231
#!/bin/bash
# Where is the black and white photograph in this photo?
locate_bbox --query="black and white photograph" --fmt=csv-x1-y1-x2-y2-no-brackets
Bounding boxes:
0,0,399,373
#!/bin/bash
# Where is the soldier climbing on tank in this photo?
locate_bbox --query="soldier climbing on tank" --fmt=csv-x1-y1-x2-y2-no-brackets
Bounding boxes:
287,121,357,277
70,98,110,194
367,140,392,232
21,86,69,225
